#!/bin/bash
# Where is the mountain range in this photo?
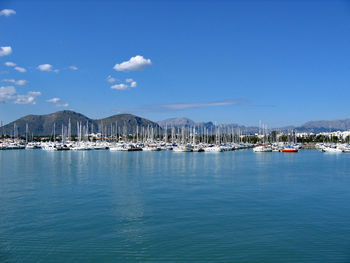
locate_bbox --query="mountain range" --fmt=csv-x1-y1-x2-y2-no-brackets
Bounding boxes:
1,111,350,137
1,110,161,137
157,117,350,134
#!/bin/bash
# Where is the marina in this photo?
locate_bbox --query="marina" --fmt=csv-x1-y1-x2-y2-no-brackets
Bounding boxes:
3,134,350,153
4,114,350,154
1,1,349,262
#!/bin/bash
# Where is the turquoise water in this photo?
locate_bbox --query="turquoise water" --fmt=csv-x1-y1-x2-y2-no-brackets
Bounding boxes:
0,150,350,262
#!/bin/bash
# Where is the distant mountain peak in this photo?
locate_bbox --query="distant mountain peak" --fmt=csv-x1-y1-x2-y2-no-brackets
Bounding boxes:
157,117,195,127
2,110,160,136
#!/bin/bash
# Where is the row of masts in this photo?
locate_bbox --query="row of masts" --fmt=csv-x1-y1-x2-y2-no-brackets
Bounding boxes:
61,121,250,144
0,119,300,144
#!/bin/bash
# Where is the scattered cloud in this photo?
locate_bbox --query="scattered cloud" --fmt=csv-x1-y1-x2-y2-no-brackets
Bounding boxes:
56,103,69,107
113,99,245,114
69,65,78,70
0,86,16,99
47,97,60,103
28,91,41,96
2,79,14,83
0,46,12,56
2,79,27,85
37,64,58,72
15,95,36,104
0,86,41,104
14,66,26,72
4,61,16,67
162,99,243,110
37,64,53,71
110,79,137,91
16,80,27,85
111,83,129,90
14,91,41,104
113,55,152,71
5,61,26,72
0,9,16,17
106,75,117,83
125,78,137,87
47,97,68,107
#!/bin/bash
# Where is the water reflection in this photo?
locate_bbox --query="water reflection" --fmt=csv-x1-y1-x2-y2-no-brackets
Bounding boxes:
2,150,350,262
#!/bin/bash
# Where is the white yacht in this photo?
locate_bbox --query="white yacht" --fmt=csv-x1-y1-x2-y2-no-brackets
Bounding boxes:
143,144,161,151
204,145,224,152
173,144,193,152
253,145,272,152
109,144,125,151
322,146,342,153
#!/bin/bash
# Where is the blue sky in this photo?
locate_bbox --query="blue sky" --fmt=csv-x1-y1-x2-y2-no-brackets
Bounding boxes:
0,0,349,127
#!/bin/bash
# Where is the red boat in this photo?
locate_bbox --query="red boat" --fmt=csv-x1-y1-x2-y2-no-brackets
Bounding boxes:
281,148,298,153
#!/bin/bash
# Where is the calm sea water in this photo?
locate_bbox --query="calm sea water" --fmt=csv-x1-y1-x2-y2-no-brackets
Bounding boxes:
0,149,350,262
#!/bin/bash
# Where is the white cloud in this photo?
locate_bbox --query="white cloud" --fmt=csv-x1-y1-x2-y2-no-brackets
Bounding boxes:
47,97,60,103
110,78,137,90
4,61,16,67
15,95,36,104
56,103,69,107
69,65,78,70
0,46,12,56
0,9,16,17
0,86,41,104
14,91,41,105
14,66,26,72
1,79,15,83
106,75,117,83
0,86,16,99
113,55,152,71
111,84,129,90
37,64,59,72
37,64,53,71
28,91,41,96
16,80,27,85
161,99,244,110
1,79,27,85
113,99,245,114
